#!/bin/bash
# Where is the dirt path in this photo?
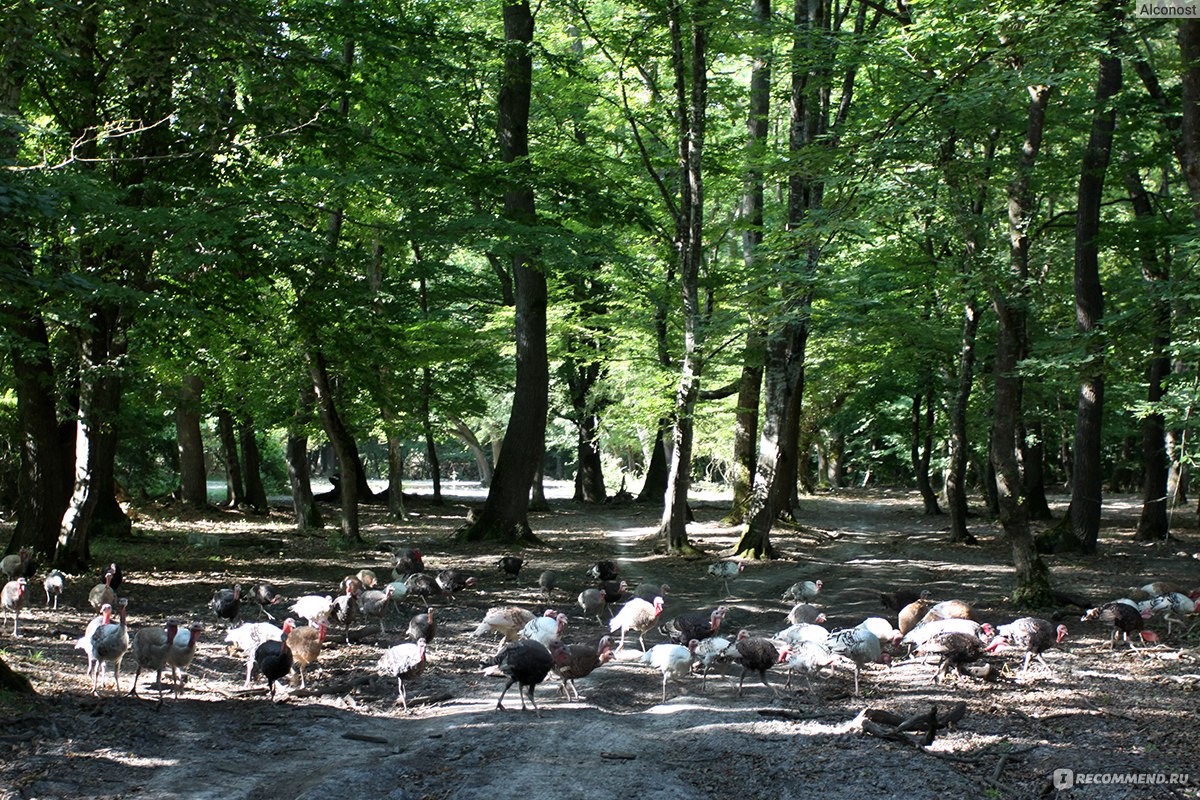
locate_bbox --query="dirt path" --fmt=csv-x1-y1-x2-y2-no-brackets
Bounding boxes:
2,488,1199,799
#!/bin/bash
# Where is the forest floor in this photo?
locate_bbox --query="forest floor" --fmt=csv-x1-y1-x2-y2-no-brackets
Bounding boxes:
1,485,1199,800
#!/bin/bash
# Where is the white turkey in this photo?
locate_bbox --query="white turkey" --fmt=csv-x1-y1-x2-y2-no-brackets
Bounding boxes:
1148,592,1198,635
609,596,664,651
472,606,536,644
707,561,744,596
693,635,737,688
783,640,837,692
225,620,283,687
520,610,568,647
828,627,886,696
775,622,830,648
641,640,697,701
288,594,334,627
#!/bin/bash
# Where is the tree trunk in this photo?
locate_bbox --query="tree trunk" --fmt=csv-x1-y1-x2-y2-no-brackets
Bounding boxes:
658,0,708,555
912,393,942,514
216,408,245,508
421,366,443,505
457,0,546,544
308,349,362,545
1180,20,1200,213
385,430,408,520
58,304,130,570
530,461,550,511
1069,10,1122,554
175,375,208,507
286,387,323,531
574,413,608,503
1124,170,1171,541
1021,421,1053,520
729,0,771,526
450,418,492,486
946,300,980,544
637,423,671,504
239,415,268,513
994,79,1053,607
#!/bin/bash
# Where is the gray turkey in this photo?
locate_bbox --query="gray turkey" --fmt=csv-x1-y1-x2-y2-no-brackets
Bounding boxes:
487,639,555,716
632,582,669,602
577,588,608,622
538,570,558,600
377,638,428,712
985,617,1067,673
330,585,357,636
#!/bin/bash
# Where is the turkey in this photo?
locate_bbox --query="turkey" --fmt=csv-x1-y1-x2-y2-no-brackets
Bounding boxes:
89,572,117,612
356,569,379,588
902,618,993,650
254,618,296,699
287,621,327,688
472,606,535,643
250,583,283,619
732,631,787,697
288,594,334,627
783,640,837,692
782,579,822,603
856,617,903,647
537,570,558,600
880,587,930,613
75,608,110,678
211,584,242,624
521,610,568,647
498,556,524,581
102,562,124,591
918,600,976,626
1142,581,1185,597
693,636,737,688
707,561,744,596
0,549,29,581
91,598,131,695
130,619,180,701
577,588,608,622
776,623,830,648
598,579,630,604
392,548,425,578
359,585,395,632
787,604,826,626
330,584,357,636
917,631,994,683
43,570,65,610
829,627,886,696
632,582,669,603
435,569,475,598
340,574,365,597
897,599,934,635
609,595,665,651
225,621,283,687
588,560,620,582
549,636,614,701
166,622,204,698
1081,602,1160,648
641,640,697,701
662,606,728,645
377,638,428,712
1148,592,1198,635
488,639,555,715
404,572,444,601
2,577,28,636
985,617,1068,673
407,607,437,643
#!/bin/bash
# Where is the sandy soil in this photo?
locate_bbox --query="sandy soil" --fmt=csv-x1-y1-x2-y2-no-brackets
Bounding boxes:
1,487,1199,800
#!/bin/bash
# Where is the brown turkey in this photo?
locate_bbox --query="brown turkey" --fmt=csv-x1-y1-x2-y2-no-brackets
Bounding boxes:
732,630,787,697
985,617,1068,673
488,639,555,716
549,636,614,701
880,587,930,613
897,599,933,635
1081,602,1159,648
916,631,997,683
662,606,728,645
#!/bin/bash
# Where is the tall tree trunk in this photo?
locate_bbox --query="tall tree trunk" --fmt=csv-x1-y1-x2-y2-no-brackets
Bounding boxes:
636,424,670,503
1181,21,1200,214
946,300,980,544
458,0,546,544
994,81,1053,606
1069,8,1122,554
1125,169,1172,541
216,408,245,508
420,366,443,506
574,412,608,503
239,415,268,512
912,393,941,514
58,304,130,569
1021,421,1053,520
308,350,362,545
286,387,322,531
729,0,771,526
175,375,208,507
658,0,708,555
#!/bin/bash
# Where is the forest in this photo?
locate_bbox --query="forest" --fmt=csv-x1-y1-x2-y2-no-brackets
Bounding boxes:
2,1,1200,604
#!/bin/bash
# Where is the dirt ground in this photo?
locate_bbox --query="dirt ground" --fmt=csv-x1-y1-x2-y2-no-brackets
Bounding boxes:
1,486,1199,800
